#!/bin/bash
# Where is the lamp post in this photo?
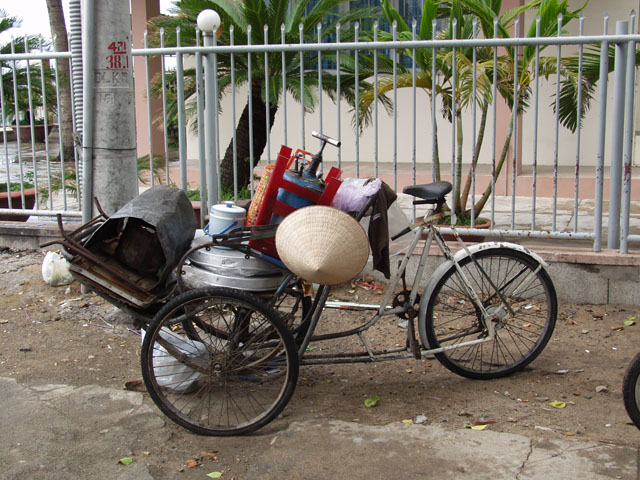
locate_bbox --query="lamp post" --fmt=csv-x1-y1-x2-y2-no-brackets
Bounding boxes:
197,9,221,212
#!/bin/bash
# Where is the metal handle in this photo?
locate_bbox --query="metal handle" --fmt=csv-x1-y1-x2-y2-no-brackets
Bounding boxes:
311,130,341,148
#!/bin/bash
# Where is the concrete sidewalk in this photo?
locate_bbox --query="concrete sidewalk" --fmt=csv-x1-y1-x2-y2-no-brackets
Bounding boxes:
1,376,636,479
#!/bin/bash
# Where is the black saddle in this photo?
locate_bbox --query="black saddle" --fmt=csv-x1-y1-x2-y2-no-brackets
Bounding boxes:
403,181,452,205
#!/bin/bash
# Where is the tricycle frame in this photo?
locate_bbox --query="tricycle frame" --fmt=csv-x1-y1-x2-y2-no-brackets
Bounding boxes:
284,210,499,366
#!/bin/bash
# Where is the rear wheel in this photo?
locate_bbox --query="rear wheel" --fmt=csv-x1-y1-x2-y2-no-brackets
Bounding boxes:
141,287,299,436
421,248,557,379
623,353,640,429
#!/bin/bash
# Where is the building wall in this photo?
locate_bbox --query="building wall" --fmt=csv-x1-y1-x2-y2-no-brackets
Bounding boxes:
520,0,640,170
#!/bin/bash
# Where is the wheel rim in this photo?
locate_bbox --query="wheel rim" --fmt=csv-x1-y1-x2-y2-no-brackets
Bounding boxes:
426,250,555,376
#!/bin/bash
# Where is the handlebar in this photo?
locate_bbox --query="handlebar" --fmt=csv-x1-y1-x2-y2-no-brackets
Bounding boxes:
312,131,341,148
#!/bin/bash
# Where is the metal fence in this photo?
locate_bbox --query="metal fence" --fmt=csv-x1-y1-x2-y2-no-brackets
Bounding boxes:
0,43,81,218
1,12,639,253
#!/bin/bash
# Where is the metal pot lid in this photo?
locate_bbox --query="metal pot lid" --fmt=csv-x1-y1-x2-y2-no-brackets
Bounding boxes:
181,264,285,292
188,236,282,277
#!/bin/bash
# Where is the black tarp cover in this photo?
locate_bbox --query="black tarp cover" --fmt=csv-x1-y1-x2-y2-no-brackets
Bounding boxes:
86,186,197,274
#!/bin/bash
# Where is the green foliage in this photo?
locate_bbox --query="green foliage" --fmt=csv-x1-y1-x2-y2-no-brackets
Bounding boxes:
147,0,381,190
0,10,56,123
0,180,34,193
219,184,251,201
358,0,589,220
137,153,168,184
187,187,201,201
37,169,77,202
148,0,379,111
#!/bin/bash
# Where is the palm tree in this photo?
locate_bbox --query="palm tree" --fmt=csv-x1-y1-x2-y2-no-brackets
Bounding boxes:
357,0,586,222
0,10,54,126
148,0,378,190
45,0,74,161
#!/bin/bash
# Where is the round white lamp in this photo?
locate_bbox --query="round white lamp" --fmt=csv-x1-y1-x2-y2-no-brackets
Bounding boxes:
197,9,221,33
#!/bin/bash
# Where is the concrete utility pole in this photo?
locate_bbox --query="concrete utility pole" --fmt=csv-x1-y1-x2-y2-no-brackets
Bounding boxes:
82,0,138,219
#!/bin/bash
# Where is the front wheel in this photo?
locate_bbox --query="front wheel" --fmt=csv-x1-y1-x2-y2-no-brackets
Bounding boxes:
141,287,299,436
623,353,640,429
420,248,557,379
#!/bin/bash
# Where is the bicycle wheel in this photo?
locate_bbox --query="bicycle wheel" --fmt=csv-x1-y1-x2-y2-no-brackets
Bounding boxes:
421,248,557,379
623,353,640,429
141,287,299,436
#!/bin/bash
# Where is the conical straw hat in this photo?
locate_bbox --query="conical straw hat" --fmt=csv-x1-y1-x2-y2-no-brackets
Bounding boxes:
275,206,370,285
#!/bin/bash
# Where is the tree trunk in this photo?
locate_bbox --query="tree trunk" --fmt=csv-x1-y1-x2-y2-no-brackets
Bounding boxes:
460,104,488,214
453,112,464,214
473,121,514,215
220,82,278,192
45,0,74,162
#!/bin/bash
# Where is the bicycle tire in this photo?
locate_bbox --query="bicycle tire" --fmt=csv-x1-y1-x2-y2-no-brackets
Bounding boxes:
421,248,557,379
623,352,640,429
141,286,299,436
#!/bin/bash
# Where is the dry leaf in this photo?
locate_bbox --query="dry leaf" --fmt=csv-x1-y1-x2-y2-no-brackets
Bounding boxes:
474,419,496,425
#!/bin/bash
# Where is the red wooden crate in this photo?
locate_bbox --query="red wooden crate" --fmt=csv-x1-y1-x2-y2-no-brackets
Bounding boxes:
249,145,342,258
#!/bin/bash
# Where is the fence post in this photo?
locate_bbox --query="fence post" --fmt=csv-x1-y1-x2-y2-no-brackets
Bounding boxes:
621,13,636,254
607,20,628,249
594,15,609,252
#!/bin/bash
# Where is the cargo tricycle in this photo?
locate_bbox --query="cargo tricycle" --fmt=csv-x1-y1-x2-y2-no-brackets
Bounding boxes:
45,132,557,436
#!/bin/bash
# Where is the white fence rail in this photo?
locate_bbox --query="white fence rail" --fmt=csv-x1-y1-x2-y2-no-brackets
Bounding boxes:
1,13,639,253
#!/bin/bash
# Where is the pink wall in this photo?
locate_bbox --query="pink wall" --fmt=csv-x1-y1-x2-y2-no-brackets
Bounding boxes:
131,0,164,161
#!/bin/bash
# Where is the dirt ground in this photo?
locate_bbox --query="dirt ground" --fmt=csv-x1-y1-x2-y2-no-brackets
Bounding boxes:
2,247,640,477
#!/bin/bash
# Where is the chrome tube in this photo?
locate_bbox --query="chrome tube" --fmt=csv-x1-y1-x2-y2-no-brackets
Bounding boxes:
144,30,154,188
607,21,628,249
552,15,562,232
594,15,609,252
160,29,170,184
532,17,541,230
175,28,188,192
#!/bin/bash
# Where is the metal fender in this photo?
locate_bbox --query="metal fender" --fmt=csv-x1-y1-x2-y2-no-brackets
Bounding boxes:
417,242,549,348
451,241,549,268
